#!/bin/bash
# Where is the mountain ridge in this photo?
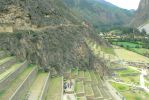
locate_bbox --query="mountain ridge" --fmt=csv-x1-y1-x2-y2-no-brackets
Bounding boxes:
64,0,134,31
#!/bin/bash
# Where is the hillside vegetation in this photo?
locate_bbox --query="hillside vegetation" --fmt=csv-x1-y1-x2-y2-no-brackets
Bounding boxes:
64,0,134,31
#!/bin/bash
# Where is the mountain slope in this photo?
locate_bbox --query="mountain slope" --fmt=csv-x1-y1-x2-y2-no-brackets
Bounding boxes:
0,0,111,74
130,0,149,27
64,0,134,31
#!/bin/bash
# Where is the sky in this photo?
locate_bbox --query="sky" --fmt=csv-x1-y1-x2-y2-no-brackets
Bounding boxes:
105,0,140,10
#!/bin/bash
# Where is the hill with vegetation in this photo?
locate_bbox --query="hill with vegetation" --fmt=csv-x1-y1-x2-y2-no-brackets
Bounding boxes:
0,0,112,74
64,0,134,31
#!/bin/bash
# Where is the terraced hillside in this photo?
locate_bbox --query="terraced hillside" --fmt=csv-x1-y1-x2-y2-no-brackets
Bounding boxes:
0,50,51,100
62,68,118,100
0,0,111,73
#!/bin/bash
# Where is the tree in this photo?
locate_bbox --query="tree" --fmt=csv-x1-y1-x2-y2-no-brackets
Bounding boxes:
141,29,146,35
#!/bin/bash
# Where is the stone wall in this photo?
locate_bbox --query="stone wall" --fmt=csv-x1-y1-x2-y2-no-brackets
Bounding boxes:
9,67,38,100
0,61,28,91
0,57,16,74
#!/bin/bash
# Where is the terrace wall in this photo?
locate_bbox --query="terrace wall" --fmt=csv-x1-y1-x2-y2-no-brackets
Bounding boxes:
0,57,16,74
9,66,38,100
0,61,28,91
39,72,50,100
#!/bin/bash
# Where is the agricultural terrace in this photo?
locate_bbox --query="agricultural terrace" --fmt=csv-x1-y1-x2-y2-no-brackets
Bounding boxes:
114,47,149,63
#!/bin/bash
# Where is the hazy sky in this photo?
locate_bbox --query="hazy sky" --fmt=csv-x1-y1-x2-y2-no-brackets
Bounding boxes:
105,0,140,10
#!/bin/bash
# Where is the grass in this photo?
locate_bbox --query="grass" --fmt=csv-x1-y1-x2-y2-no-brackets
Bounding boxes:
116,66,140,76
0,65,34,99
122,90,149,100
0,57,14,65
114,47,149,63
0,63,22,81
131,48,149,55
84,70,91,81
84,84,94,96
111,82,149,100
77,97,86,100
28,72,48,100
120,76,140,85
75,81,84,93
89,71,98,84
112,42,142,48
78,71,84,78
46,76,63,100
71,68,78,77
110,82,129,92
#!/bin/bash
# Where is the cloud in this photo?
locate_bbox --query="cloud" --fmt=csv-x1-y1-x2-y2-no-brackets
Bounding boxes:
105,0,140,10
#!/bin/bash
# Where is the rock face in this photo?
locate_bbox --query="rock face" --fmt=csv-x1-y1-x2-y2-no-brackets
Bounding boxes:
130,0,149,27
0,0,110,74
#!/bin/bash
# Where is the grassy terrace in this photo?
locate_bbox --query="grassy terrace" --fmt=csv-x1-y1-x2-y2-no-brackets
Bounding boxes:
99,87,112,99
120,76,140,85
77,97,86,100
71,68,78,78
0,57,14,66
84,84,94,96
0,63,22,81
75,81,84,94
112,42,142,48
116,66,140,76
0,65,34,100
89,71,98,84
78,71,84,78
84,70,91,81
28,72,48,100
95,73,103,85
92,86,102,98
111,82,129,92
46,76,62,100
111,82,149,100
114,47,149,63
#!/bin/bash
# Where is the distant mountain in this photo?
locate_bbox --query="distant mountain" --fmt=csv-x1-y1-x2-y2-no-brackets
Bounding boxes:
130,0,149,27
64,0,134,31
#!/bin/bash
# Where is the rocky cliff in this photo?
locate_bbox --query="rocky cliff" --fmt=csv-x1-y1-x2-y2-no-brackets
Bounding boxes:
130,0,149,27
0,0,110,74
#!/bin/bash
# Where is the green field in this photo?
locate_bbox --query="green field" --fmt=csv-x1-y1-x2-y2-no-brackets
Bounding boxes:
112,42,142,48
131,48,149,55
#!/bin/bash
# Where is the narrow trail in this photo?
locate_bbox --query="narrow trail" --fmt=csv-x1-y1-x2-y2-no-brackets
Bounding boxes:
17,24,83,32
140,69,149,92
